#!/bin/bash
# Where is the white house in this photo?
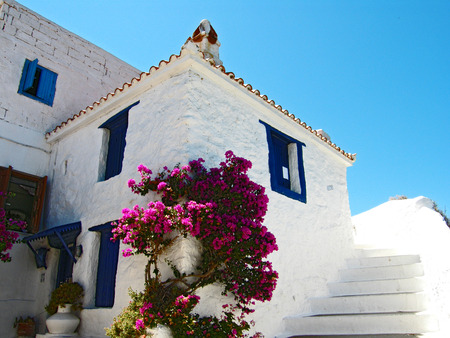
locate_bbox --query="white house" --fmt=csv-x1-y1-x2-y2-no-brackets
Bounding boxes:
0,1,444,337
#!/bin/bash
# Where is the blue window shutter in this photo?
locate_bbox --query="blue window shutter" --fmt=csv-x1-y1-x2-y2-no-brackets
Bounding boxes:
36,67,58,106
100,101,139,180
56,247,75,287
94,225,119,307
104,112,128,180
272,133,290,189
260,120,307,203
23,59,38,91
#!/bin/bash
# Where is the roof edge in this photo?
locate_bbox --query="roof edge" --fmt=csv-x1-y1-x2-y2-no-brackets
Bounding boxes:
46,41,355,162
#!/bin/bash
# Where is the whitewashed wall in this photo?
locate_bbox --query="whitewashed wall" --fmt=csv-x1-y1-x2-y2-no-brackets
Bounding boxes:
44,53,355,337
0,1,140,336
0,0,140,174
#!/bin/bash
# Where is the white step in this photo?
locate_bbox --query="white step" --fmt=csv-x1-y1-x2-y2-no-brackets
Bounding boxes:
347,255,420,268
354,249,401,257
328,277,426,296
310,293,428,315
283,313,438,335
284,335,423,338
339,263,424,282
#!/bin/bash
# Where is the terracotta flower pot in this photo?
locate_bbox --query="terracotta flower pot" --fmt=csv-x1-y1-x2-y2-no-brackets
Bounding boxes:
16,321,35,336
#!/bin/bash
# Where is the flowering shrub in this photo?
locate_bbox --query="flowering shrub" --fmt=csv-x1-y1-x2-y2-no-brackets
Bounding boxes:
0,192,26,263
107,151,278,337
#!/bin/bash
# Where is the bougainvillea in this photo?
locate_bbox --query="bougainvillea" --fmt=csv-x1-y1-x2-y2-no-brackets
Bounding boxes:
0,192,26,263
107,151,278,337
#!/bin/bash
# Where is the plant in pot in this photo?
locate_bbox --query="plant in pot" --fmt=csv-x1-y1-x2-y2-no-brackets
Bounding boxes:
14,316,35,337
45,282,83,334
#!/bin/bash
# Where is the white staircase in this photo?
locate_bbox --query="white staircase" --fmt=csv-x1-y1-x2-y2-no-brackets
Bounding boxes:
283,249,438,337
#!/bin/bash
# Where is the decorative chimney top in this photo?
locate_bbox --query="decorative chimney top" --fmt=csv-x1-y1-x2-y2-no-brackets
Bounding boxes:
182,19,222,66
316,129,331,141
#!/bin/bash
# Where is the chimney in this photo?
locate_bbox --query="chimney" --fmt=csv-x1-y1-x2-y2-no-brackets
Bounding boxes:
182,19,222,66
316,129,331,141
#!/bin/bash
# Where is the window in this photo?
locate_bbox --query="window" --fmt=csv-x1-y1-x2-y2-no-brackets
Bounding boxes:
99,101,139,180
260,121,307,202
18,59,58,106
89,222,120,307
0,166,47,233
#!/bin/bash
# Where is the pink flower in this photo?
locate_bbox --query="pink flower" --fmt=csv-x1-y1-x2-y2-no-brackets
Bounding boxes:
140,302,153,315
171,168,180,177
157,182,167,190
241,227,251,239
122,248,133,257
135,319,144,330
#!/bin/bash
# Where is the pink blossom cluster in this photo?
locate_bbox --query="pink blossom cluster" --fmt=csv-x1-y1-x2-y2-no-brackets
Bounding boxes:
174,294,200,309
113,151,278,333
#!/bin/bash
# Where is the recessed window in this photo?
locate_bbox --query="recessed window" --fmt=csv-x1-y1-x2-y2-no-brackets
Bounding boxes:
18,59,58,106
260,121,307,203
99,102,139,181
89,222,120,307
0,166,47,233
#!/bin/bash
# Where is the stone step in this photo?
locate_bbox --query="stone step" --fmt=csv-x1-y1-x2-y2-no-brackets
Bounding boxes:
354,249,401,257
346,255,421,268
328,277,426,296
310,293,428,315
286,335,423,338
283,313,438,335
339,263,424,282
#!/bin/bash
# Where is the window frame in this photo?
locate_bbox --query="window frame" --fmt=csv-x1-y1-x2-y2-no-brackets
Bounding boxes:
18,58,58,106
260,121,307,203
0,166,47,233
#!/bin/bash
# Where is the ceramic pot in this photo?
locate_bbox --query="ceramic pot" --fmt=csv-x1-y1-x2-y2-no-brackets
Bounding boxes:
46,304,80,334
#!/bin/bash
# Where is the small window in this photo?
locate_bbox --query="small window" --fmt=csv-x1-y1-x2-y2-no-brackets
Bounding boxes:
99,102,139,181
89,223,120,307
260,121,307,203
0,166,47,233
18,59,58,106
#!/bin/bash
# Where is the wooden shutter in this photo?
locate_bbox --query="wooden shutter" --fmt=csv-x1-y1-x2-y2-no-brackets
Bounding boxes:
30,175,47,233
272,133,291,189
95,226,120,307
103,111,129,180
36,68,58,106
56,248,75,287
0,166,12,208
23,59,38,91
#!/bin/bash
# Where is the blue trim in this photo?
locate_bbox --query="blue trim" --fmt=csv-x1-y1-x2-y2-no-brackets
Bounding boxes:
89,222,120,307
89,222,115,232
24,222,81,243
23,58,38,90
18,59,58,106
260,120,307,203
24,222,81,269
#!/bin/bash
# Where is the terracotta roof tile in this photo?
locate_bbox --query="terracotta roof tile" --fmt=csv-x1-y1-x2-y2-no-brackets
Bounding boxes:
46,48,355,162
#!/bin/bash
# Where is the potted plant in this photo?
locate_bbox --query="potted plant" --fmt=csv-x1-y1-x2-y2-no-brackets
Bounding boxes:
14,316,35,337
45,282,83,334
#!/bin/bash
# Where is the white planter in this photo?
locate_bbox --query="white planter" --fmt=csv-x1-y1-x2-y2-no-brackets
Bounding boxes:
46,304,80,334
146,324,173,338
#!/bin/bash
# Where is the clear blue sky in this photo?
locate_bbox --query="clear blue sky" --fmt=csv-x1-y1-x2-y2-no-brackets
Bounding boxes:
19,0,449,216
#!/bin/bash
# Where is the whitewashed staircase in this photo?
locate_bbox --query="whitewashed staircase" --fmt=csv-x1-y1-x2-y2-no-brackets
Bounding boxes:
282,249,438,337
